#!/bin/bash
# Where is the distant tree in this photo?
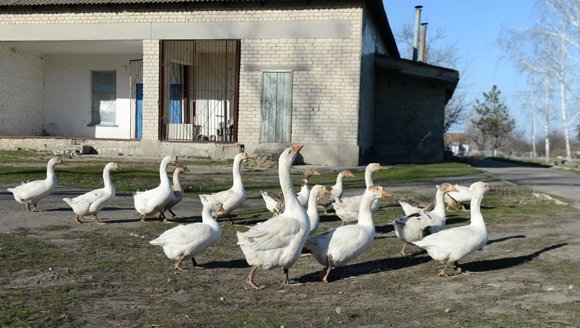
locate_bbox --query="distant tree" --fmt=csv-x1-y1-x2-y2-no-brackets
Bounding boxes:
471,85,516,156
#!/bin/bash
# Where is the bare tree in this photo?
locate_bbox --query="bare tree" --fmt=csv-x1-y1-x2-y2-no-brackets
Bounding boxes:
499,0,579,161
395,24,467,133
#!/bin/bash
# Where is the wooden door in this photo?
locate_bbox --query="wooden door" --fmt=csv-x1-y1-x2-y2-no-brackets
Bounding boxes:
260,71,293,143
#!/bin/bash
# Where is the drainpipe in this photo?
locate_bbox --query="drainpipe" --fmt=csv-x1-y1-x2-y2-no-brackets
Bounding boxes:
412,5,423,61
419,22,428,62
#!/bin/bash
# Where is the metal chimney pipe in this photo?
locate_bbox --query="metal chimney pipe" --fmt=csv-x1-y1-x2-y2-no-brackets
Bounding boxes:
412,5,423,61
419,22,428,62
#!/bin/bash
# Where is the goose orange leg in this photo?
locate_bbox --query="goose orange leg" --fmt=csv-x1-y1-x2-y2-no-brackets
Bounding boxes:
438,259,452,278
245,266,262,290
281,268,303,287
321,255,333,283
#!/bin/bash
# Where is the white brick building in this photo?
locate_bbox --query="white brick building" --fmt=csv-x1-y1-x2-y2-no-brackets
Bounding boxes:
0,0,458,165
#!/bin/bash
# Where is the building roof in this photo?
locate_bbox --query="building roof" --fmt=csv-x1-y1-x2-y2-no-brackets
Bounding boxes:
375,54,459,101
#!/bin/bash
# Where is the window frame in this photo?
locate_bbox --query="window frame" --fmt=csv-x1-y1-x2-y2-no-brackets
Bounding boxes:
90,70,117,126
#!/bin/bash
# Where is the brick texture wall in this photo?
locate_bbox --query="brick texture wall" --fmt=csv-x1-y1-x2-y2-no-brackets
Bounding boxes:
0,46,44,136
0,4,365,146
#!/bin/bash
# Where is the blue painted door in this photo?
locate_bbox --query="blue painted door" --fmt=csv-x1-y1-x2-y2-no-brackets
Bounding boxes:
170,84,182,124
260,72,292,143
135,83,143,139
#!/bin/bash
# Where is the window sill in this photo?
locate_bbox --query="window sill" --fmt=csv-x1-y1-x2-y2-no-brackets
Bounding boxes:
87,123,118,127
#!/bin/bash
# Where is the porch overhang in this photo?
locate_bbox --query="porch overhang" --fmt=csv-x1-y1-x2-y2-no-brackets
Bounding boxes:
375,54,459,102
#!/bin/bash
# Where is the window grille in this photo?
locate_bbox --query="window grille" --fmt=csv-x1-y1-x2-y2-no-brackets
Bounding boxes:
160,40,239,142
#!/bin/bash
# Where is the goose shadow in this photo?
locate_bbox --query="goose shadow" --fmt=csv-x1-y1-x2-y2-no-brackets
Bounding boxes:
295,255,432,283
44,207,73,212
462,243,567,273
229,216,270,226
202,258,249,269
319,214,341,223
445,217,470,225
375,224,394,234
486,234,526,246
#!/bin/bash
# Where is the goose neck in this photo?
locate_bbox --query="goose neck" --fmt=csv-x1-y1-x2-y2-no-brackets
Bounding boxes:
433,189,446,217
103,167,114,190
46,161,58,180
159,159,171,186
334,173,344,189
172,170,182,192
364,169,374,188
307,195,320,231
469,191,486,228
280,159,300,212
231,156,244,190
357,194,376,228
201,208,220,231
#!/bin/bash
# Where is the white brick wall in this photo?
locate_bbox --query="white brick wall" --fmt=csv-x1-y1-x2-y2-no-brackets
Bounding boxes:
238,8,364,146
142,39,160,141
0,3,375,164
0,4,365,146
0,45,44,136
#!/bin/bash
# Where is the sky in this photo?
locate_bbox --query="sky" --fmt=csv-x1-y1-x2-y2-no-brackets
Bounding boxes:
382,0,539,135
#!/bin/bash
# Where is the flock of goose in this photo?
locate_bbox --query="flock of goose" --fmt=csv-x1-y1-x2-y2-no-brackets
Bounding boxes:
6,145,490,289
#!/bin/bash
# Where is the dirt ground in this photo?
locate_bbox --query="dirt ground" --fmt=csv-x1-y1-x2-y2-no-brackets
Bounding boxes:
0,163,578,327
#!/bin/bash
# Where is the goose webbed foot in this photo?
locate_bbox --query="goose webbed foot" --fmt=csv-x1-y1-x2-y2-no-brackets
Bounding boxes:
173,258,187,272
75,216,83,224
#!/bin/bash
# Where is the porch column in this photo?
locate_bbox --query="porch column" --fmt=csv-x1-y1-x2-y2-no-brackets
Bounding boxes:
142,39,160,141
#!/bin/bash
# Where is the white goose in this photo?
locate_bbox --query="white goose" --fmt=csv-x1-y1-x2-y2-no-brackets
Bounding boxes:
316,170,355,210
306,184,332,233
237,145,309,290
8,157,63,212
305,186,390,282
150,195,225,271
261,169,320,215
333,163,385,224
398,200,424,216
297,169,321,207
63,162,119,224
413,181,490,277
392,183,459,255
133,155,179,223
201,152,252,221
161,166,189,222
445,184,472,210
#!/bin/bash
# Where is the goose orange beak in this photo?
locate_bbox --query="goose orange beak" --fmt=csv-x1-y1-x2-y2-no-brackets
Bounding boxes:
312,170,321,176
291,145,304,153
450,185,459,192
174,156,181,164
380,187,391,197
